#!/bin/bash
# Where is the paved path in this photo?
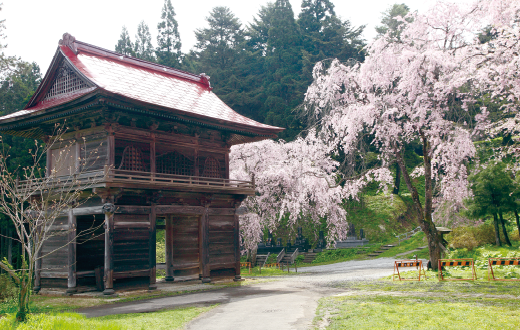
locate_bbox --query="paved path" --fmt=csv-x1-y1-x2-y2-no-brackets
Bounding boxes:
80,257,398,329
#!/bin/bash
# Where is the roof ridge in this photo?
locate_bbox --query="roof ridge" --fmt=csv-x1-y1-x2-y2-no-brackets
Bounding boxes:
59,33,211,89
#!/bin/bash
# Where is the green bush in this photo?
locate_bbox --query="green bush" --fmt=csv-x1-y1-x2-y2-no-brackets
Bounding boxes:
0,274,18,302
447,224,496,250
312,249,358,263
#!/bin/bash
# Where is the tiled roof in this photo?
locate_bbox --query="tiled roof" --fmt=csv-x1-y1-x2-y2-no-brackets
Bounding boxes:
0,36,283,136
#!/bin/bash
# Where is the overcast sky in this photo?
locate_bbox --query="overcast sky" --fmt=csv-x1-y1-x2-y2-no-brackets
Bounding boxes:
4,0,468,72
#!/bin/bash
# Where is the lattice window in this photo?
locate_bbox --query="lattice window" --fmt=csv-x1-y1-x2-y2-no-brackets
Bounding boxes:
156,151,194,176
202,157,221,178
43,65,90,101
119,145,147,171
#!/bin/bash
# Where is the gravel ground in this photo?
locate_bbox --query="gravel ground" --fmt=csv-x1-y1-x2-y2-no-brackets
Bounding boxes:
80,257,399,329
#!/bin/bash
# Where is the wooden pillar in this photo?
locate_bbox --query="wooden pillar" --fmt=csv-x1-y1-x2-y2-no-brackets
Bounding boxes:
200,207,210,283
66,209,77,294
234,213,241,281
103,213,115,295
46,149,52,177
107,133,115,167
150,138,156,174
194,149,199,177
225,152,230,179
149,205,157,289
165,215,174,281
75,140,81,173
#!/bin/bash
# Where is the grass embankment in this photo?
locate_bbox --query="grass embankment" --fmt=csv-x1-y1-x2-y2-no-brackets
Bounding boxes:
314,294,520,329
0,305,216,330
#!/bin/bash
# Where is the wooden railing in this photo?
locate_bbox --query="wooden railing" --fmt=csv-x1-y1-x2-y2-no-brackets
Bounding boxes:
107,169,254,189
276,249,285,264
17,167,254,192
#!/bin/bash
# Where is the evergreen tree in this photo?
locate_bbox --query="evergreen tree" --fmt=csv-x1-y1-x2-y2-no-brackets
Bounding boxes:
156,0,182,68
115,26,135,56
262,0,304,139
194,7,244,72
375,3,412,39
134,21,155,62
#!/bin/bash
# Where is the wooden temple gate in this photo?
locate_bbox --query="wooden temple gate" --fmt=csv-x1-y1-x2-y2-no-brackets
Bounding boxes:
0,33,282,294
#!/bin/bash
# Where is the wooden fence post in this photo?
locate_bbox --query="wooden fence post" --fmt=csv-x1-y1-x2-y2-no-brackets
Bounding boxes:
149,205,157,290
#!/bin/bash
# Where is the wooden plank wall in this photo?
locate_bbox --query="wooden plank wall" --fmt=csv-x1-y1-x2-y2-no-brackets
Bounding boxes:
208,214,235,276
80,139,108,171
41,216,69,279
76,215,105,272
171,216,200,276
113,214,150,276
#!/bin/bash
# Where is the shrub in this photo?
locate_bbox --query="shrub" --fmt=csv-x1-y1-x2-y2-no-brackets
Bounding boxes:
447,224,495,250
0,274,18,302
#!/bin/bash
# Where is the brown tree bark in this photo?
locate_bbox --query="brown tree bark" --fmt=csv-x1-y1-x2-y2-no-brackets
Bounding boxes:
393,162,401,195
515,209,520,238
493,212,502,246
499,211,512,246
393,135,442,270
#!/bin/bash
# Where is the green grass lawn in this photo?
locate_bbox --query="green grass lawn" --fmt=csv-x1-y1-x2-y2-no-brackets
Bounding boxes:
0,305,216,329
314,294,520,329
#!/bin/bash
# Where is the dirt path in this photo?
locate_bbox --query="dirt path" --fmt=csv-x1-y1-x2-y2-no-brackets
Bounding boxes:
80,258,399,329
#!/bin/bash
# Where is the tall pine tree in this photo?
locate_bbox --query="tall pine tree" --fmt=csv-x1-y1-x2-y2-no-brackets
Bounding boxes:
262,0,304,139
115,26,135,56
134,21,155,62
156,0,182,68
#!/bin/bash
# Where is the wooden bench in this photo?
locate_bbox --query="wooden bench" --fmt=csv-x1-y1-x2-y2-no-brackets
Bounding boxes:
393,260,426,281
488,258,520,281
438,259,476,281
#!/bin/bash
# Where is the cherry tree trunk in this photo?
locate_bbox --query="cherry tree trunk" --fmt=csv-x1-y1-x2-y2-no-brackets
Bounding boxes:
394,139,441,270
499,211,512,246
515,210,520,238
493,213,502,246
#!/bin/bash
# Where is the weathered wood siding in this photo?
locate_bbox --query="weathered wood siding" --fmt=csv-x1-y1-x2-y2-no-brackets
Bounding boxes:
113,214,150,274
208,214,235,275
80,139,108,171
76,214,105,272
171,216,199,276
41,216,68,278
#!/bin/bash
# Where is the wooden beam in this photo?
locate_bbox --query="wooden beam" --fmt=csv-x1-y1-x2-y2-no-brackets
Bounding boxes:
165,215,174,282
149,205,157,289
155,205,236,215
103,213,115,295
234,213,241,281
66,209,77,293
156,205,204,215
200,207,210,283
72,205,151,216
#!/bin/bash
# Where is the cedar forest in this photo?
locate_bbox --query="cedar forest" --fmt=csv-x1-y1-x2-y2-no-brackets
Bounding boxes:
1,0,520,271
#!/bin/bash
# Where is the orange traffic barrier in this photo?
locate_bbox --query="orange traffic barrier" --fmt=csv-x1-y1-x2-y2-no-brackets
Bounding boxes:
393,260,426,281
488,258,520,281
438,259,476,281
240,262,251,274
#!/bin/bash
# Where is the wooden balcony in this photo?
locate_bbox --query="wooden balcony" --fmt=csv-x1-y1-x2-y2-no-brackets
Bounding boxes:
17,168,255,195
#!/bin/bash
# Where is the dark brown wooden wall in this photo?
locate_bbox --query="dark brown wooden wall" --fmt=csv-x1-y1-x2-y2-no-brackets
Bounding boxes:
41,216,68,279
76,214,104,272
113,214,150,274
171,216,199,276
209,214,235,275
